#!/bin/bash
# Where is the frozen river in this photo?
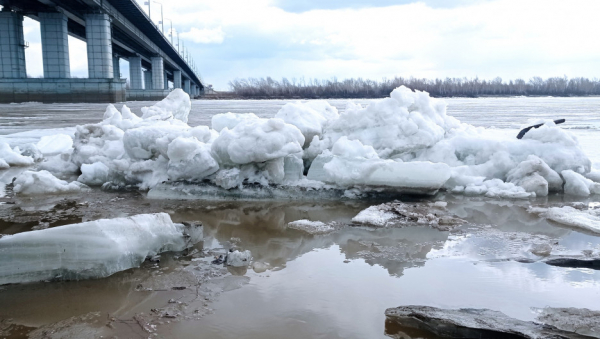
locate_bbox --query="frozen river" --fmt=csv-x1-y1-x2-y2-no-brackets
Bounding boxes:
0,96,599,338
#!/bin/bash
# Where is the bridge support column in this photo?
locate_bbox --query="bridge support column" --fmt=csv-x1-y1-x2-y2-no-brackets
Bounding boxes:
144,70,152,89
85,13,113,78
39,12,70,78
183,79,191,94
113,55,120,79
129,56,143,89
151,56,164,89
164,71,168,89
173,70,181,88
0,10,27,78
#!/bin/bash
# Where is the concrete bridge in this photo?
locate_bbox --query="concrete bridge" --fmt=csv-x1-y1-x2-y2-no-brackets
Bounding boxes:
0,0,203,103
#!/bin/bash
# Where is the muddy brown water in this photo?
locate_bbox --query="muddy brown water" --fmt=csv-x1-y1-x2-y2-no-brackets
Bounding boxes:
1,187,600,338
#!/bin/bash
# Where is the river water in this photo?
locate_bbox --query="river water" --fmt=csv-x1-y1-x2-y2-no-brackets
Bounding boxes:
0,97,599,338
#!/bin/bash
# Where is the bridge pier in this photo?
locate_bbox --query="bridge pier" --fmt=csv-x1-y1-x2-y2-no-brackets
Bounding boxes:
0,10,27,78
144,70,152,89
40,12,70,78
151,56,164,89
183,79,191,94
85,13,113,79
173,70,182,88
129,56,143,89
113,55,120,79
0,2,201,103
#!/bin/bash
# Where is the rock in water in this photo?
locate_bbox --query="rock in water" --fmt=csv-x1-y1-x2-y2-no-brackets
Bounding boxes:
385,305,594,339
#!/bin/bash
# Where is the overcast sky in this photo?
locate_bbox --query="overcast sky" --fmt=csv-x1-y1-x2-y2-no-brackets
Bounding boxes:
21,0,600,90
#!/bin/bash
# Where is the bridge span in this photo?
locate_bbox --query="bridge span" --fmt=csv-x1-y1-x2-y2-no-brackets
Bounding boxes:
0,0,203,103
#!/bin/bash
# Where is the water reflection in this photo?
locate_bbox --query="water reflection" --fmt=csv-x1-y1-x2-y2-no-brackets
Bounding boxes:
2,196,600,338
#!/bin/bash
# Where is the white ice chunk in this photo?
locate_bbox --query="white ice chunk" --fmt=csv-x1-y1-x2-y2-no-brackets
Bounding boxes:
506,155,563,196
211,112,260,132
308,137,450,192
562,170,600,196
275,101,338,147
352,201,463,228
0,213,199,284
123,124,189,160
141,89,191,123
215,168,242,189
226,250,252,267
283,154,304,183
35,134,73,156
331,136,378,159
352,206,396,227
211,118,304,165
0,142,34,167
78,162,110,186
586,169,600,183
530,206,600,234
14,170,90,195
310,86,460,159
287,220,335,234
38,154,79,176
464,179,534,199
166,136,219,181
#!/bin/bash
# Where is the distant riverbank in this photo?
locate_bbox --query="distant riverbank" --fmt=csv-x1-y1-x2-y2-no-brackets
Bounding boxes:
209,76,600,100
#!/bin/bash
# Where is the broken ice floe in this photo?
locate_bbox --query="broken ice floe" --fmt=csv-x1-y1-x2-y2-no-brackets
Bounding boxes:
0,213,202,285
287,219,335,234
2,86,599,199
13,170,89,195
352,201,464,230
529,206,600,234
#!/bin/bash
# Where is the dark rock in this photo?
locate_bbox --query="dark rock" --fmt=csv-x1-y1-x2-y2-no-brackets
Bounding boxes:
543,257,600,270
385,305,594,339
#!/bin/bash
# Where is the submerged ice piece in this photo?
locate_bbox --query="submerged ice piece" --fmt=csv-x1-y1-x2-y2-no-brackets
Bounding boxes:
0,213,202,285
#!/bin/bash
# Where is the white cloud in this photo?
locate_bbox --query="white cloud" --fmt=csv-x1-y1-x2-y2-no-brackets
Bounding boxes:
180,27,225,44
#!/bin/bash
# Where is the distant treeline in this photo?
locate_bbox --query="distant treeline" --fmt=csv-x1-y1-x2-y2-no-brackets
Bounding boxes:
227,76,600,99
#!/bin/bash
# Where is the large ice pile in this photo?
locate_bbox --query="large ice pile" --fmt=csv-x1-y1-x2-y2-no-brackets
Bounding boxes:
2,86,598,198
0,213,202,285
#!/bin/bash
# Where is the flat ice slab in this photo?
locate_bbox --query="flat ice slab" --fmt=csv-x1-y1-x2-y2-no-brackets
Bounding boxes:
529,206,600,234
287,220,335,234
0,213,201,285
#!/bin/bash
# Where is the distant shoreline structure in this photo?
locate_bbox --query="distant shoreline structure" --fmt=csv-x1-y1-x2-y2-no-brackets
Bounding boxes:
219,76,600,100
